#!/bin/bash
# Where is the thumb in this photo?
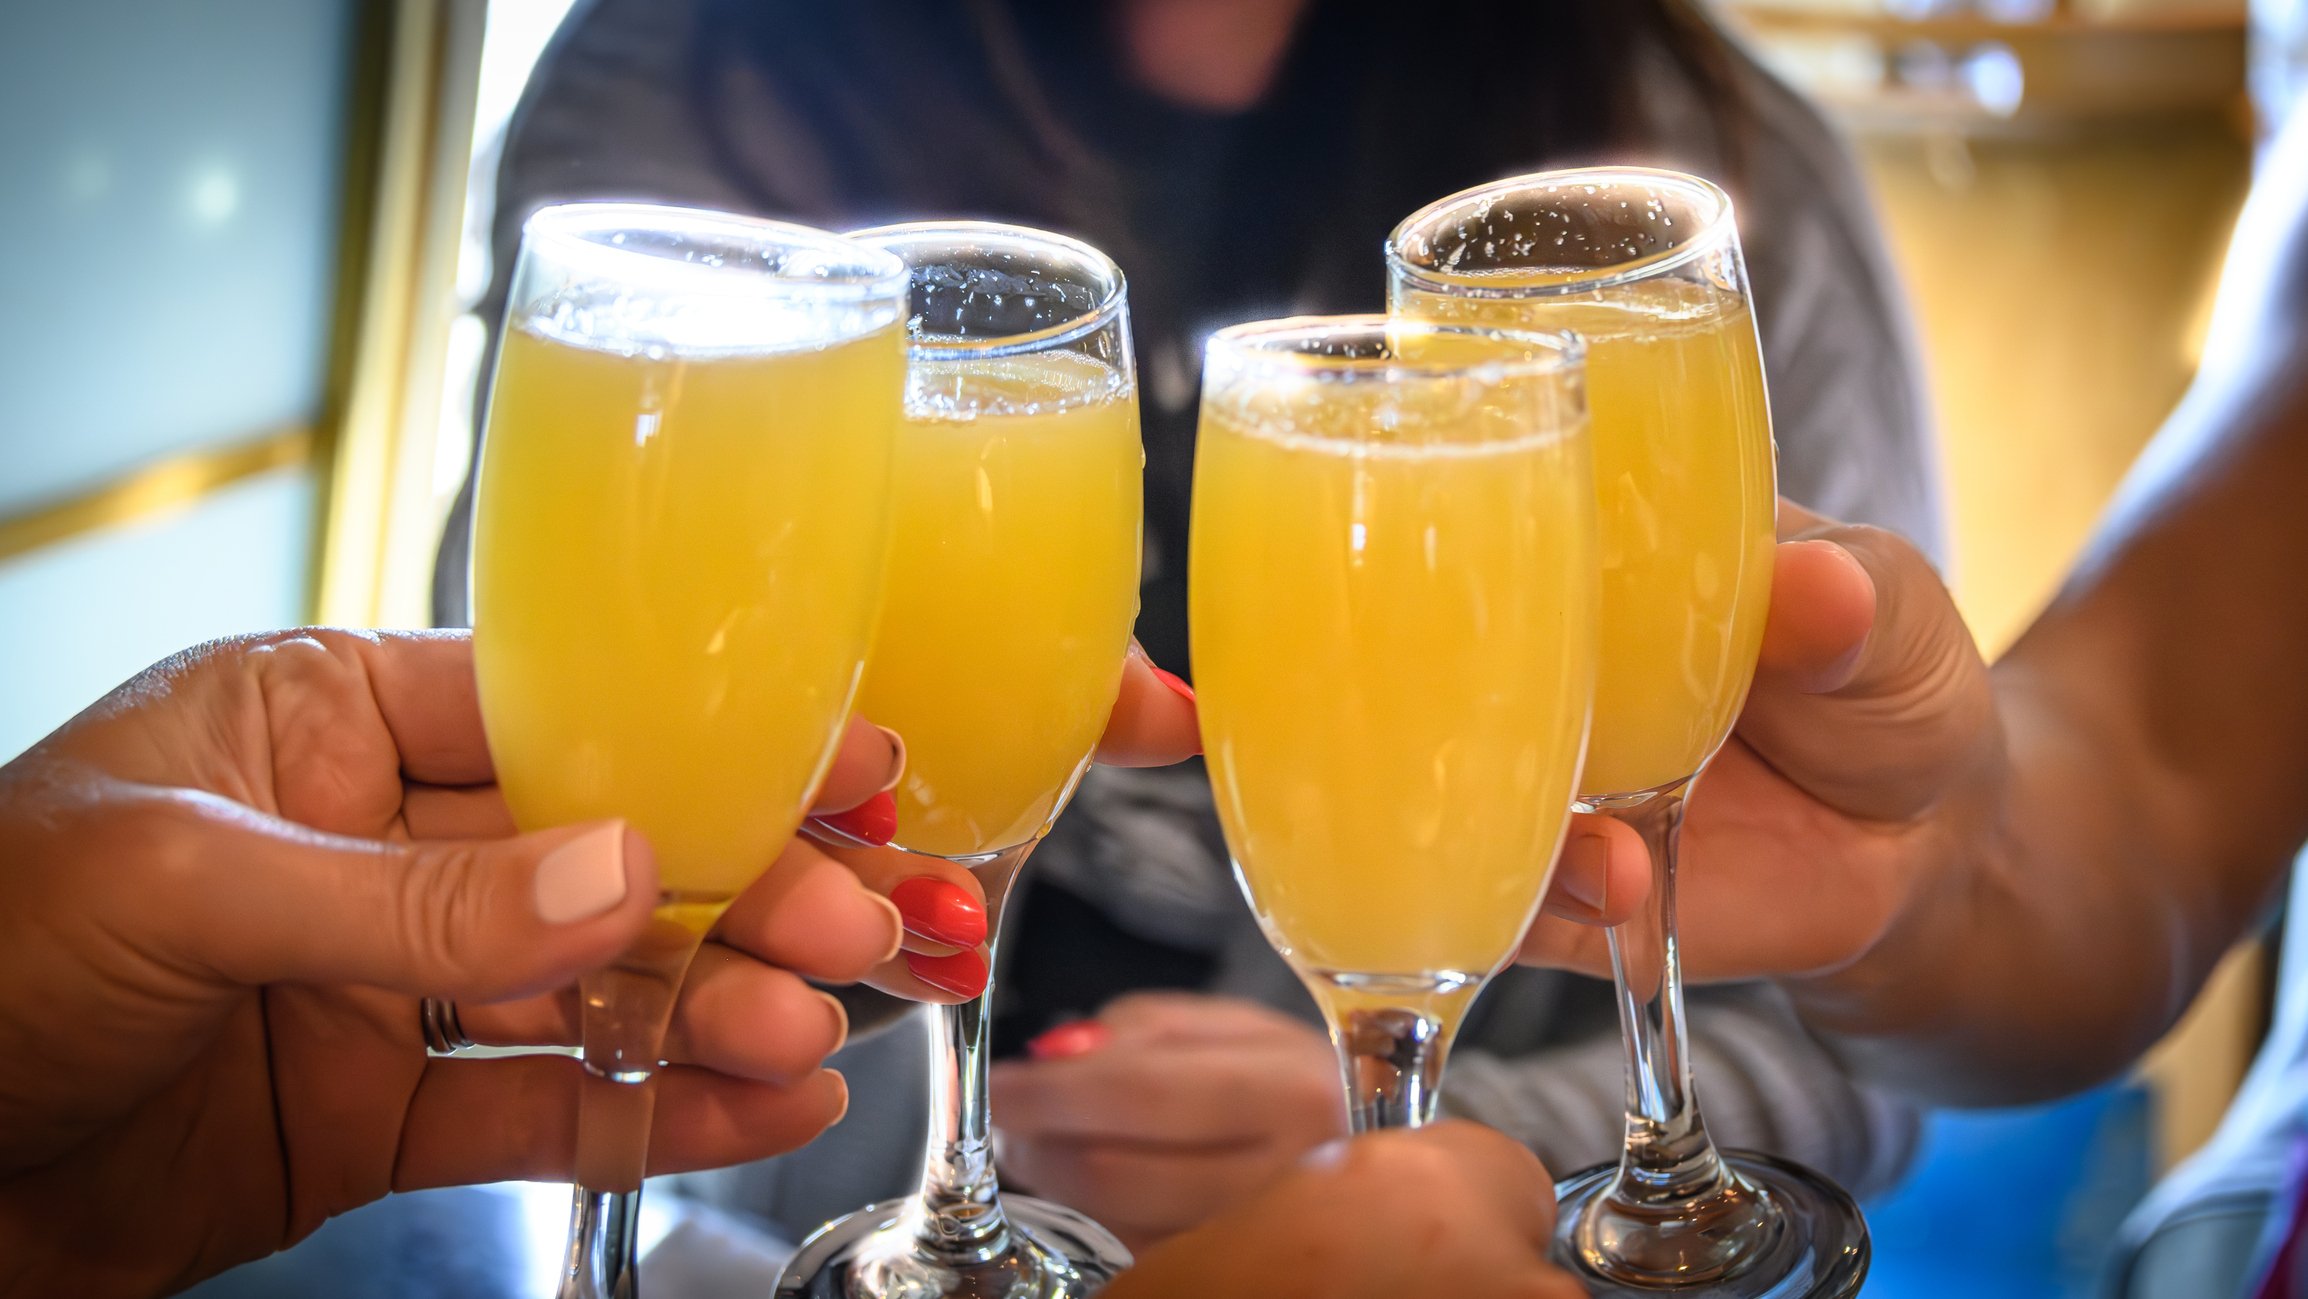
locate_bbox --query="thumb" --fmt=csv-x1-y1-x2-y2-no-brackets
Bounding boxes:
145,792,655,1003
1739,502,1996,822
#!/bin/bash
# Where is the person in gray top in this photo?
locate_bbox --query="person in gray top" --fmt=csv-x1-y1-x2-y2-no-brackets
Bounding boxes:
440,0,1949,1255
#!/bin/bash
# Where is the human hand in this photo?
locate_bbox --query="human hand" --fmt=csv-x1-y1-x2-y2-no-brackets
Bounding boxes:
1106,1121,1583,1299
984,994,1343,1251
1517,499,1995,987
0,629,904,1297
819,642,1207,1006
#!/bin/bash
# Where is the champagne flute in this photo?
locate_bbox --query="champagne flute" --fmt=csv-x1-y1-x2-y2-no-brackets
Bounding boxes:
1189,316,1597,1135
1389,168,1870,1297
469,203,908,1299
777,222,1143,1299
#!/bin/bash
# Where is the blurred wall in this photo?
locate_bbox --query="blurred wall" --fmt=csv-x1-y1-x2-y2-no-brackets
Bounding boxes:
0,1,358,758
1862,120,2248,654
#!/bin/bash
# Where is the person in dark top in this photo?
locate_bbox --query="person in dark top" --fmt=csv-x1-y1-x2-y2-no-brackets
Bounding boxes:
440,0,1948,1258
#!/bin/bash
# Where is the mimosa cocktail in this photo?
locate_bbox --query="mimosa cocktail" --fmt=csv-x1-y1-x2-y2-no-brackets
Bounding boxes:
469,205,907,1299
1391,277,1775,798
1390,170,1866,1299
1192,347,1596,978
476,320,903,908
779,222,1140,1299
855,351,1142,859
1191,315,1594,1133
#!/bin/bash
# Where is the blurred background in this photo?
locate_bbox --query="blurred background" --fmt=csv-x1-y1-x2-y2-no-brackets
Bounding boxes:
0,0,2291,1292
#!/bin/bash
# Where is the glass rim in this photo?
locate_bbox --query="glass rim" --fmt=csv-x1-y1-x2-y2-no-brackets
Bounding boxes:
521,201,910,300
1204,314,1585,383
1384,166,1736,300
845,220,1129,361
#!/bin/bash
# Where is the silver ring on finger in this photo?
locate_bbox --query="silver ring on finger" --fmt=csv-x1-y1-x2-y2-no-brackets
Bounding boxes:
420,997,477,1057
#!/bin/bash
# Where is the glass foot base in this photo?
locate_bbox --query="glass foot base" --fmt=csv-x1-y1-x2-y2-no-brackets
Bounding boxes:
1551,1150,1868,1298
775,1194,1132,1299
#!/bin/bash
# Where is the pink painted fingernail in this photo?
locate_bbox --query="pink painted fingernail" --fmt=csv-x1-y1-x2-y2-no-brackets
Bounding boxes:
534,823,629,923
1300,1138,1349,1171
1027,1020,1113,1061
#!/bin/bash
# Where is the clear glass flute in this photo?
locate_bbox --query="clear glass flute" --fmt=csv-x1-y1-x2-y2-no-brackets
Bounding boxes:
1390,168,1870,1297
468,203,908,1299
1188,316,1597,1134
777,222,1144,1299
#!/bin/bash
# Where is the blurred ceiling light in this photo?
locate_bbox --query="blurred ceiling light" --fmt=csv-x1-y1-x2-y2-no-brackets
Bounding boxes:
187,166,238,226
1965,42,2027,115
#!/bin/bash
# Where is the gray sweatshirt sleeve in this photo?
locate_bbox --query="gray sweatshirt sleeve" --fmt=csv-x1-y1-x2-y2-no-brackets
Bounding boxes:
1441,986,1923,1200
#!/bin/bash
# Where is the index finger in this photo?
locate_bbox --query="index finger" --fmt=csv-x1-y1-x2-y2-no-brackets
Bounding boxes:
359,629,496,787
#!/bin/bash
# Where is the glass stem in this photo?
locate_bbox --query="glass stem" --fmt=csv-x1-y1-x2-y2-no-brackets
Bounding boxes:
1579,783,1780,1284
560,1188,645,1299
1603,786,1725,1200
1335,1003,1455,1133
559,913,703,1299
911,840,1038,1264
1306,970,1480,1134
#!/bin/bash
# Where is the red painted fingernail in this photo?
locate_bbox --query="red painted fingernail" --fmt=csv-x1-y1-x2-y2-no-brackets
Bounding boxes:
890,877,987,949
811,790,896,846
1027,1020,1113,1061
905,948,989,998
1149,665,1195,703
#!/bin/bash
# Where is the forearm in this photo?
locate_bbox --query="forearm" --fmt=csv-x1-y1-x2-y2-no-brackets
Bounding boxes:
1785,683,2227,1104
1789,374,2308,1104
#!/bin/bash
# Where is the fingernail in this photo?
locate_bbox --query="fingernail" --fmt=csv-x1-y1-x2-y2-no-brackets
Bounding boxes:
812,790,897,846
891,877,987,948
1149,665,1195,703
1300,1138,1349,1172
867,891,904,963
1558,831,1610,915
816,989,851,1055
906,948,989,998
534,823,629,924
1815,636,1869,694
826,1068,851,1126
1027,1019,1113,1061
874,725,907,793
